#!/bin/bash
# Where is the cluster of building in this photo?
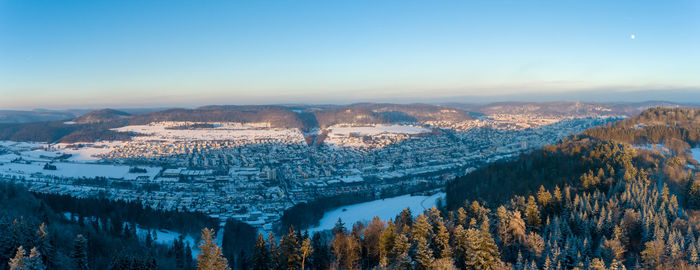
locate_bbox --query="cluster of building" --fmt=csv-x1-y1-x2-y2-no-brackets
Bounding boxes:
0,116,612,232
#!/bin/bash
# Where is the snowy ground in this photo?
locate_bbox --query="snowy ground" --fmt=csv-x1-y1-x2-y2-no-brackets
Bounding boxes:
114,122,305,143
307,192,445,232
55,143,120,162
0,140,119,162
0,162,160,180
324,124,430,148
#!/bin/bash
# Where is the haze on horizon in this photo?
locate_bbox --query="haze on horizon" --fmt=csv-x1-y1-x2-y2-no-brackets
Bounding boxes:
1,0,699,109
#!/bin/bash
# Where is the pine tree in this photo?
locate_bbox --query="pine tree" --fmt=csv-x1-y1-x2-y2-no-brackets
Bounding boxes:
507,211,526,246
196,228,230,270
431,257,457,270
414,236,434,270
311,233,330,270
26,247,46,270
395,208,413,230
525,196,541,229
35,223,53,269
145,230,153,248
378,221,397,268
515,252,524,270
688,243,698,265
9,246,26,270
390,233,411,269
537,185,552,207
474,217,502,269
300,235,313,270
452,225,468,269
330,230,360,270
363,217,385,267
279,227,301,270
332,218,346,235
411,214,432,241
71,234,89,270
251,233,270,270
433,220,451,259
589,258,606,270
174,236,185,268
185,242,194,270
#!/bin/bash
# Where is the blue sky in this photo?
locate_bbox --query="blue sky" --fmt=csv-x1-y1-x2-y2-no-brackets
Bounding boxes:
1,0,699,109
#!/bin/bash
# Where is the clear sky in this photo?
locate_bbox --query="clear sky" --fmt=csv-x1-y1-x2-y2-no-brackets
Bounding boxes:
1,0,699,109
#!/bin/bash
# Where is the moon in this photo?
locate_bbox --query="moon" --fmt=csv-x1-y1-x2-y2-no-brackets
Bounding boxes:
630,34,636,39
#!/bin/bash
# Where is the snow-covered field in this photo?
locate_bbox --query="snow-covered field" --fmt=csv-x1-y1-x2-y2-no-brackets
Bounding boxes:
324,124,430,148
308,192,445,232
56,143,119,162
0,141,119,162
114,122,305,143
0,162,160,180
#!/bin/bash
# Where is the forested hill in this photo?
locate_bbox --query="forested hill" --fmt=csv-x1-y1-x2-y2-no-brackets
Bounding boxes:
440,107,700,268
447,107,700,207
0,103,471,143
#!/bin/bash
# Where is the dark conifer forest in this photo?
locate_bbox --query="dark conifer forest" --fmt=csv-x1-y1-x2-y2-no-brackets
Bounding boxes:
2,107,700,269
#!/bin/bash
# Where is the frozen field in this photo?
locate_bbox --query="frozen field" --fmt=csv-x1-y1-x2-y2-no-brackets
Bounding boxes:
308,192,445,232
0,162,160,180
1,140,118,162
114,122,305,143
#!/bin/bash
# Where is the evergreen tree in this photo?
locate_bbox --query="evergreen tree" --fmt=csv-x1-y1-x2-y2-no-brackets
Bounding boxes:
433,220,451,259
174,236,185,268
414,236,434,270
395,208,413,230
251,233,270,270
474,217,502,269
268,232,281,270
25,247,46,270
311,233,330,270
390,233,411,269
363,217,385,267
590,258,606,270
300,235,313,270
8,246,26,270
330,230,360,270
145,230,153,248
378,221,397,268
34,223,53,269
332,218,346,236
185,242,194,270
196,228,230,270
279,227,301,270
525,196,541,229
71,234,89,270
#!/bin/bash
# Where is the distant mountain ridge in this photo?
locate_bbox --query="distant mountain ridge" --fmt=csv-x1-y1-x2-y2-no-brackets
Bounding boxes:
73,109,131,124
0,101,695,143
445,100,694,117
